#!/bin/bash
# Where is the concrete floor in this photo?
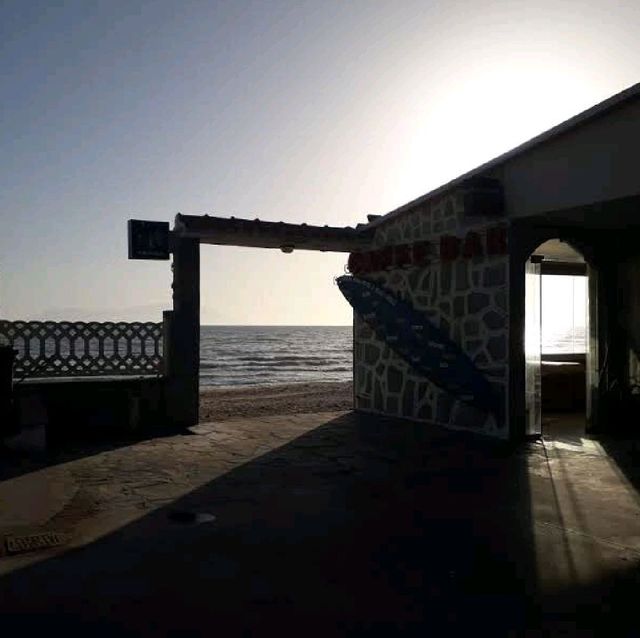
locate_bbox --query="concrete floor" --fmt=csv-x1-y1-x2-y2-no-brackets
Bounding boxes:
1,410,640,635
543,410,587,440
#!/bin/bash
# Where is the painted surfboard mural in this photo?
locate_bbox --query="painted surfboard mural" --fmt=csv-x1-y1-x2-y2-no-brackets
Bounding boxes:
337,275,502,421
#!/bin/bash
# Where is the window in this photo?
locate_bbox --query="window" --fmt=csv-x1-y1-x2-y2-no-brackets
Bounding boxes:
541,275,588,354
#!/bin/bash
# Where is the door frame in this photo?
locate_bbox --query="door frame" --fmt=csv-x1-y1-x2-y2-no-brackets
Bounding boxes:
508,222,599,442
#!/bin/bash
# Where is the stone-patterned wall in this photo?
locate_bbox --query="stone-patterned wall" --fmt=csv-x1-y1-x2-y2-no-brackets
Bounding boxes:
353,192,510,438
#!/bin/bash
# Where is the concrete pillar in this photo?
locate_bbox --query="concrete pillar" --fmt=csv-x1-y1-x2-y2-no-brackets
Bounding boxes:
507,228,527,442
585,263,599,432
164,238,200,427
595,253,628,429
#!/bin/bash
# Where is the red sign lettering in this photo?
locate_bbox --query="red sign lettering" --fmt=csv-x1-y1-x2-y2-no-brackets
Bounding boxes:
345,225,507,275
412,241,431,266
394,244,411,268
440,235,461,261
462,231,483,258
486,226,508,255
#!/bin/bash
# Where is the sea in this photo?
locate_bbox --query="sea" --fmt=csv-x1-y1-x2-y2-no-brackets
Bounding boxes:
200,326,353,387
199,324,587,387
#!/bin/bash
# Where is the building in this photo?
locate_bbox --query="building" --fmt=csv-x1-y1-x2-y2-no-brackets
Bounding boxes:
163,82,640,441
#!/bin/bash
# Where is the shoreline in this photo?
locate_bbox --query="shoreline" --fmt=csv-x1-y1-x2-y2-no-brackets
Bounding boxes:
199,379,351,392
199,380,353,422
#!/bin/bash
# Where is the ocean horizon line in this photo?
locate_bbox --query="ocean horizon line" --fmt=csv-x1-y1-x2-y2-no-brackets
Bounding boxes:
200,324,351,328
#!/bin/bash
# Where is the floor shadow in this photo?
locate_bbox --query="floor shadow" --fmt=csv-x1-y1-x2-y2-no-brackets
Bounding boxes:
597,434,640,498
0,412,637,635
0,423,194,482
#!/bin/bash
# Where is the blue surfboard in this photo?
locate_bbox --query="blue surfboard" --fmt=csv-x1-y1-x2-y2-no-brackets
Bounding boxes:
337,275,501,419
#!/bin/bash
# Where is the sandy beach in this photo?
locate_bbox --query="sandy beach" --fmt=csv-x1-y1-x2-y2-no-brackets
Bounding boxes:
199,381,353,422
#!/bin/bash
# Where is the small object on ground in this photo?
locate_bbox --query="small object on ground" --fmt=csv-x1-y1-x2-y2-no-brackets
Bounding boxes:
167,510,216,525
4,531,70,556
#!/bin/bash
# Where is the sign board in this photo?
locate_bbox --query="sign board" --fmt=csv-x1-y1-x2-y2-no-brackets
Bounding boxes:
128,220,170,260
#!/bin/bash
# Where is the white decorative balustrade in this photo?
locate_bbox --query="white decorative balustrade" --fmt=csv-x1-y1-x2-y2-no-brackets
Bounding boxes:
0,320,164,379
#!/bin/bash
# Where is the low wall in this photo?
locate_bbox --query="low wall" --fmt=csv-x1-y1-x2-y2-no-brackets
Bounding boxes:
14,376,170,444
1,313,202,442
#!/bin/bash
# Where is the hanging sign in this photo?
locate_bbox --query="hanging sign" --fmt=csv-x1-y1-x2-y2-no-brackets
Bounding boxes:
128,220,170,260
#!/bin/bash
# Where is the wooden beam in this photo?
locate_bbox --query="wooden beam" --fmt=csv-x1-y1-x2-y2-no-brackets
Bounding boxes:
173,214,372,253
540,261,587,276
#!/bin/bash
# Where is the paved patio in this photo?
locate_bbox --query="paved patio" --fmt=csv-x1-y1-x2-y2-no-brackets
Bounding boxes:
1,410,640,635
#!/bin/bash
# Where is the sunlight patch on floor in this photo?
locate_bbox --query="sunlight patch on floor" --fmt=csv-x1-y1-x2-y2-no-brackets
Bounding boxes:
529,430,640,593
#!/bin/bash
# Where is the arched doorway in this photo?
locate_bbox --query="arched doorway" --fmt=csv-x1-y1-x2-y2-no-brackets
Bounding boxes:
525,239,590,439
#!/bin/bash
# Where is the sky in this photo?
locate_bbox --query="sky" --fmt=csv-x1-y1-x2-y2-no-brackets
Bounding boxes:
1,0,639,325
